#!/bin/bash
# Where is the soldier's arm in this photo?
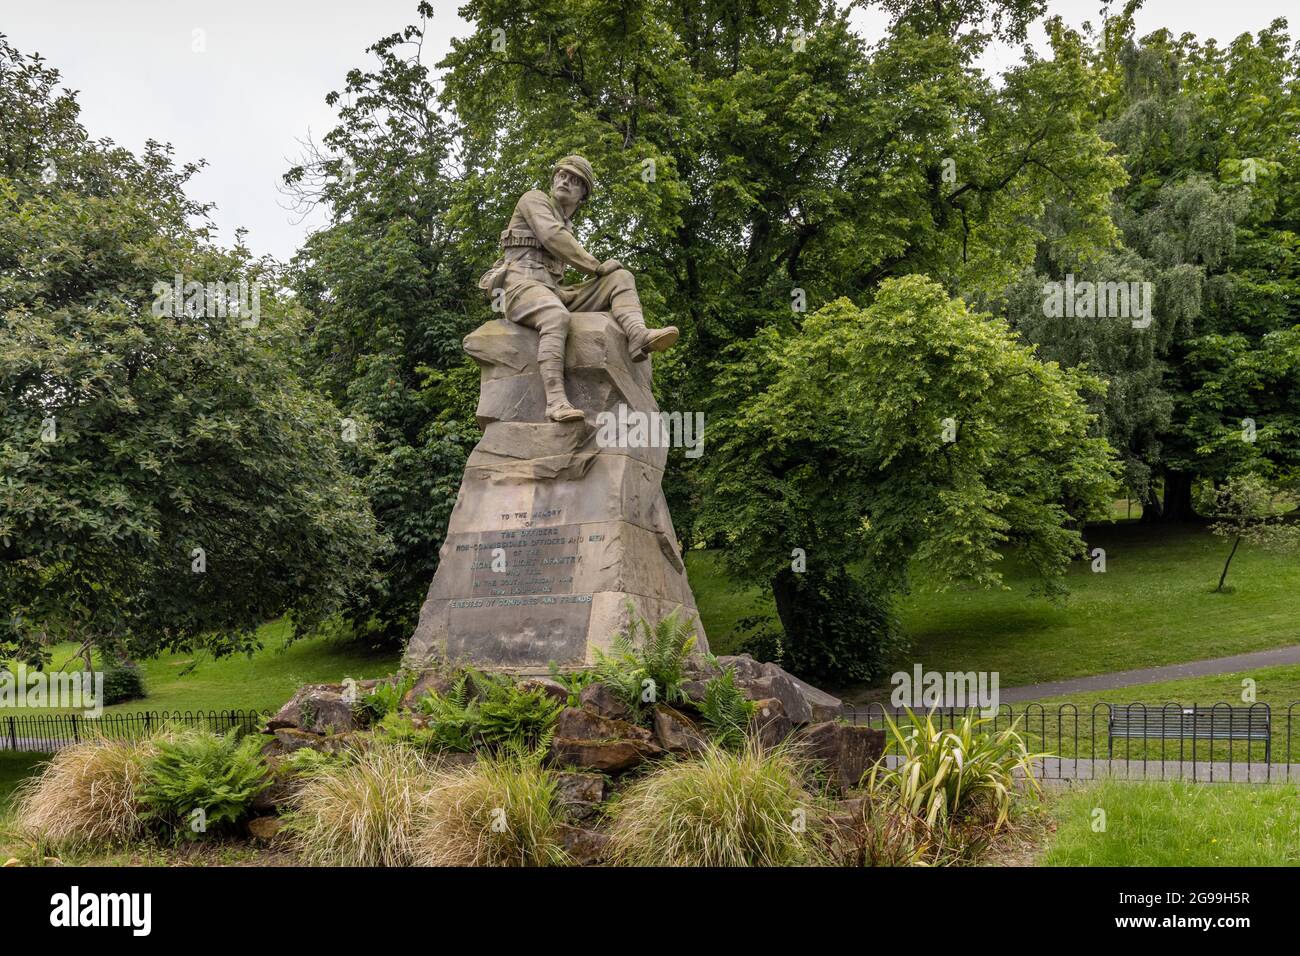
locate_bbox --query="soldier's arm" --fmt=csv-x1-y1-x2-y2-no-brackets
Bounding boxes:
517,190,602,274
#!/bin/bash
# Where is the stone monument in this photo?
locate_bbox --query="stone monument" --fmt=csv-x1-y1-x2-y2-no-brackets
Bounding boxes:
404,156,705,674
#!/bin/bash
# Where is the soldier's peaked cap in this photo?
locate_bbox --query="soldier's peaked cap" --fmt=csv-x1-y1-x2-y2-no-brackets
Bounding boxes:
551,155,595,198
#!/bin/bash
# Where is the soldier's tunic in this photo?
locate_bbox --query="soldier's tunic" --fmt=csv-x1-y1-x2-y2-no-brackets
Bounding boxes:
478,189,644,364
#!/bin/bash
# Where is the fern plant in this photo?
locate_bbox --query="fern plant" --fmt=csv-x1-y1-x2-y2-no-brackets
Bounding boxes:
475,671,563,749
592,606,698,722
417,673,479,752
137,731,270,838
410,670,563,751
699,669,757,749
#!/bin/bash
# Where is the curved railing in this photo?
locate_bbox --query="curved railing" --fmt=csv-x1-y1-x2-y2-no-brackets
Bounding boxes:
1,708,268,752
844,700,1299,783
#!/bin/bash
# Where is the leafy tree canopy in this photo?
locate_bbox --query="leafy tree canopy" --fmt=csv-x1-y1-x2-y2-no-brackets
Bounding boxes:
0,36,383,665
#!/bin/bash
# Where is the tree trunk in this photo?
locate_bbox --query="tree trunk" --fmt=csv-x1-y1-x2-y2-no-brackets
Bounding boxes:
1159,471,1197,522
771,566,800,638
1138,485,1164,523
1216,536,1242,592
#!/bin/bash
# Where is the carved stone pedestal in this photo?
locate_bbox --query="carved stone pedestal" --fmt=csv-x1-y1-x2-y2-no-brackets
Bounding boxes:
403,313,706,675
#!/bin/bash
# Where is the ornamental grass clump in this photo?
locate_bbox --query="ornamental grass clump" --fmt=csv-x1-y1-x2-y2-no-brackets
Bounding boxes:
287,741,437,866
12,737,157,850
412,747,568,867
607,741,824,867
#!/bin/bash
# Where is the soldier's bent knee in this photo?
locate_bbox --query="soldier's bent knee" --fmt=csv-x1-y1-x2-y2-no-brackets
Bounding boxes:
538,310,571,334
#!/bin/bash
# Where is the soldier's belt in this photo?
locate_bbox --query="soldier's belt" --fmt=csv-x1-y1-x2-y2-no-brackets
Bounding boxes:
500,230,546,250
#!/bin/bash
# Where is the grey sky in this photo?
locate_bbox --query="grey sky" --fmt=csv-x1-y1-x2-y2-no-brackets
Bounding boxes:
1,0,1292,261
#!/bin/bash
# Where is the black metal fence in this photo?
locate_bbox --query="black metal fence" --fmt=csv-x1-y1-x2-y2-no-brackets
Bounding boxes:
7,700,1300,784
1,709,266,753
844,701,1300,783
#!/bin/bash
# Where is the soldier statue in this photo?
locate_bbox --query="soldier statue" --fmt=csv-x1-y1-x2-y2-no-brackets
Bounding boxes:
478,155,679,422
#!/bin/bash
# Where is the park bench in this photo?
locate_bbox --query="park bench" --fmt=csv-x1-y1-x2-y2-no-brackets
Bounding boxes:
1107,704,1271,761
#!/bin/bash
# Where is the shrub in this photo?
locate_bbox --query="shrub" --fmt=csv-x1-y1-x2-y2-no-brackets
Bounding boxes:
412,747,568,867
358,674,414,723
12,737,156,849
607,742,824,866
100,659,146,705
867,709,1042,831
592,607,697,722
698,669,757,749
547,665,599,707
137,730,270,838
288,741,437,866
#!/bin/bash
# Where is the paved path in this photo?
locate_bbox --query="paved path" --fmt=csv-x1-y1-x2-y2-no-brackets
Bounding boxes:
995,644,1300,704
877,754,1300,784
1029,758,1300,785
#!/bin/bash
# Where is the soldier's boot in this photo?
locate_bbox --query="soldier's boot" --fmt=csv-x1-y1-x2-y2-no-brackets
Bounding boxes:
617,311,679,363
539,358,586,422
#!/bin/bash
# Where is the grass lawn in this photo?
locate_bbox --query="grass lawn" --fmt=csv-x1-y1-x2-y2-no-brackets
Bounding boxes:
688,521,1300,693
683,549,773,652
1041,780,1300,866
0,752,46,810
1,619,399,717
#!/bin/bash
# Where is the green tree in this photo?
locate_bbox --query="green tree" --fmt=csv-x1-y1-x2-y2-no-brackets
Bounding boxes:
283,7,482,648
1197,474,1300,592
0,36,382,665
698,277,1119,680
1009,9,1300,519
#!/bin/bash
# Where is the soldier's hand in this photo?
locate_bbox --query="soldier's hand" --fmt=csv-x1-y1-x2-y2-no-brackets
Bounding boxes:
597,258,624,277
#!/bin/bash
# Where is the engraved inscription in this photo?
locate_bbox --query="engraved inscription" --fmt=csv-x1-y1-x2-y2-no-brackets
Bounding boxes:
455,521,587,603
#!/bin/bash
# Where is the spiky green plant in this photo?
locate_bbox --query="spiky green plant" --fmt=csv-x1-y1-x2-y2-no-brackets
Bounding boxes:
607,741,824,866
828,794,935,867
866,709,1043,831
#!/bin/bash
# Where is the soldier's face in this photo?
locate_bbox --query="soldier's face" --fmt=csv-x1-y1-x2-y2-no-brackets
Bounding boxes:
551,170,587,203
